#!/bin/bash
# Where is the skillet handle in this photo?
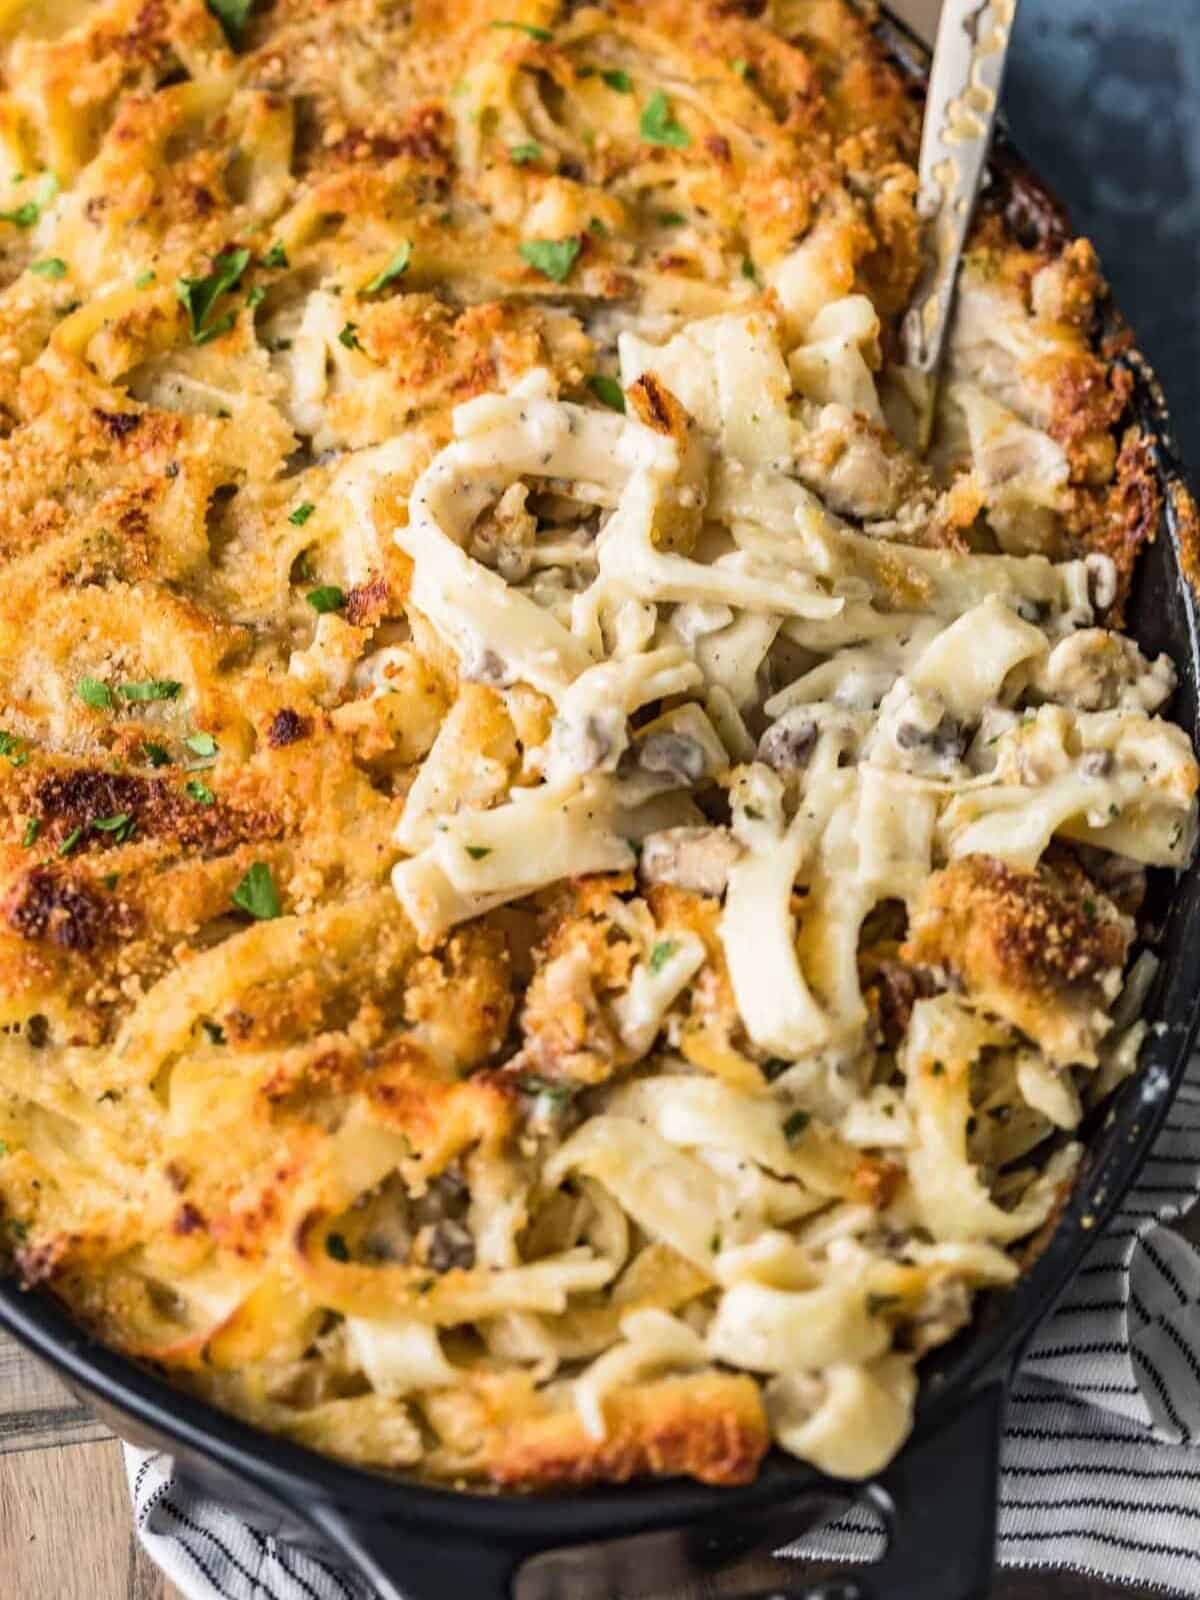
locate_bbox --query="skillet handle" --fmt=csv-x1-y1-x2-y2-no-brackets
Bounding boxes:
742,1379,1007,1600
300,1378,1006,1600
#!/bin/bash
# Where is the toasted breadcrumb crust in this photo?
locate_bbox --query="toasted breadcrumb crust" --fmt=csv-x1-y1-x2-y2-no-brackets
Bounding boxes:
0,0,1189,1494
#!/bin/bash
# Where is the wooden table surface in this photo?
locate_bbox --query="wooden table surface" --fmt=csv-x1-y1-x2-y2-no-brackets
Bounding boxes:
0,1324,1178,1600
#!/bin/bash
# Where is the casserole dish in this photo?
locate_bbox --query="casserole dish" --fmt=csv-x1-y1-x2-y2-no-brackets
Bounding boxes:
3,9,1200,1599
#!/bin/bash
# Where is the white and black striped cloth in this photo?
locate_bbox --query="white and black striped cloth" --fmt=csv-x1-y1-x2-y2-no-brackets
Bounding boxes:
125,1053,1200,1600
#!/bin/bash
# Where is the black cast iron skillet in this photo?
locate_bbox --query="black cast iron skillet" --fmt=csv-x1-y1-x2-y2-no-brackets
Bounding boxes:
4,12,1200,1600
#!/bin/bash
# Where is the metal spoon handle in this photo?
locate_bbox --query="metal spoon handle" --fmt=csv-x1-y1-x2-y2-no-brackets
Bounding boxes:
902,0,1021,375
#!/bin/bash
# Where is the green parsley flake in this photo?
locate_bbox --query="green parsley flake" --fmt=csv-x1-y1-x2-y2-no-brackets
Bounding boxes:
519,237,581,283
639,91,689,148
0,730,26,766
59,825,83,856
363,241,412,294
184,731,218,758
509,142,542,166
588,216,609,237
142,742,171,767
206,0,255,48
21,818,39,848
92,813,131,832
732,58,751,78
517,1074,573,1103
648,939,675,974
741,255,757,281
246,284,266,309
202,1019,225,1044
490,19,552,42
101,873,120,890
186,778,215,805
464,844,492,860
782,1109,810,1143
601,69,632,92
0,172,58,230
176,247,251,344
306,585,346,614
1082,897,1097,922
587,374,625,412
232,861,281,920
120,679,182,702
338,322,361,350
30,258,66,279
0,1141,7,1157
77,676,113,710
289,501,316,526
325,1231,351,1262
135,269,156,288
261,242,288,269
657,211,686,227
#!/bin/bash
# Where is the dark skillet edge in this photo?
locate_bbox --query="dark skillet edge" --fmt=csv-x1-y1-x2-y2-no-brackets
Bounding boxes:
4,11,1200,1599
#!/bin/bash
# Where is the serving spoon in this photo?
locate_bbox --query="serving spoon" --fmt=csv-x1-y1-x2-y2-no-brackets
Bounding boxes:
901,0,1021,383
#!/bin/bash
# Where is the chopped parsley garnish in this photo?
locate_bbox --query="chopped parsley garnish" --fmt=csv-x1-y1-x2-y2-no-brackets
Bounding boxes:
306,585,346,614
289,501,316,527
490,19,552,42
92,813,131,832
337,321,361,350
232,861,281,920
261,242,288,269
657,211,686,227
101,873,119,890
21,818,39,848
509,142,542,166
0,730,26,766
246,284,266,309
77,677,112,710
639,91,689,148
325,1231,351,1262
59,825,83,856
866,1293,902,1316
0,1141,7,1157
782,1109,811,1143
205,0,255,48
516,1074,573,1103
362,241,412,294
30,258,66,279
519,236,581,283
0,172,57,229
186,778,215,805
184,732,218,758
142,742,171,767
464,844,492,860
732,58,751,78
741,255,757,281
176,247,251,344
201,1019,225,1045
135,269,156,288
588,216,609,237
587,373,625,412
648,939,675,974
601,69,632,92
1082,897,1097,922
120,679,182,702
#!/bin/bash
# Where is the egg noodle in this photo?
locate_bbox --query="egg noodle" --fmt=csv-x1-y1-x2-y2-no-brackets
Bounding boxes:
0,0,1195,1489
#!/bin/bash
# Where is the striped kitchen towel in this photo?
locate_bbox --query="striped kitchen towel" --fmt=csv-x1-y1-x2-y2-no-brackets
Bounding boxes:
124,1050,1200,1600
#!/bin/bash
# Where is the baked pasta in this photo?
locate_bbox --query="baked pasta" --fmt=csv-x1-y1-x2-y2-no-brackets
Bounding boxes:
0,0,1196,1490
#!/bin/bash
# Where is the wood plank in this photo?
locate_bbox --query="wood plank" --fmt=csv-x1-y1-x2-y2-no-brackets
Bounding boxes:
0,1328,111,1455
0,1435,184,1600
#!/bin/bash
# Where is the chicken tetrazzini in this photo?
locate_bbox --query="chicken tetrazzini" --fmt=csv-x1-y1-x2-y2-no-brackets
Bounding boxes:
0,0,1196,1490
